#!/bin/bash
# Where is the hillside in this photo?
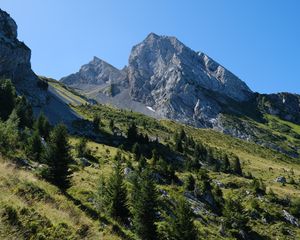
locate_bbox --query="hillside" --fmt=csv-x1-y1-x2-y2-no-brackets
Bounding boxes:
1,7,300,240
0,78,300,239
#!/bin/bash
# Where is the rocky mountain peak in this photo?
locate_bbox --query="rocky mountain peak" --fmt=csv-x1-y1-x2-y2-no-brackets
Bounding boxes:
128,33,253,110
0,9,18,39
61,56,126,87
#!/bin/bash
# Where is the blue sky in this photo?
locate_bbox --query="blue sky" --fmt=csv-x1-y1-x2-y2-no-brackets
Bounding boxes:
1,0,300,94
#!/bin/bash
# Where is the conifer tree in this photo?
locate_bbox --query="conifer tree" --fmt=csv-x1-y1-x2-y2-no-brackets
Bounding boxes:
175,138,183,153
35,113,50,139
76,137,89,158
167,197,197,240
127,122,138,142
93,114,101,132
109,119,114,131
44,124,71,190
105,158,129,223
26,130,43,161
0,79,16,120
131,169,158,240
222,154,231,173
15,95,33,128
232,156,242,175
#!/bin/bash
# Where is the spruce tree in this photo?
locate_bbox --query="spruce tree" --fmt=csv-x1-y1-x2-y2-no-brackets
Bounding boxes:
76,138,88,158
131,169,158,240
15,95,33,128
232,156,242,176
0,79,16,120
44,124,71,190
105,158,129,223
109,119,114,131
127,123,138,142
26,130,43,161
175,138,183,153
93,114,101,132
35,113,50,139
167,197,197,240
222,154,231,173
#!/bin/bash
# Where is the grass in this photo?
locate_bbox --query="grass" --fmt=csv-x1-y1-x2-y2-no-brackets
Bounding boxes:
24,81,300,239
0,156,121,240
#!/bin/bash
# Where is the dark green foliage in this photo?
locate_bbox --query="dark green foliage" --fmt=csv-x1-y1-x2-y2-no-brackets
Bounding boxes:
127,122,138,142
185,174,195,191
175,138,183,153
34,113,51,139
132,142,141,160
131,169,158,240
0,110,19,153
0,79,16,120
26,130,43,162
164,197,197,240
290,198,300,218
151,149,159,165
43,124,71,190
92,114,101,132
105,158,129,223
15,96,33,128
251,178,266,195
109,119,114,131
232,156,243,175
75,138,89,158
179,129,186,141
222,154,231,173
223,198,248,231
196,170,212,193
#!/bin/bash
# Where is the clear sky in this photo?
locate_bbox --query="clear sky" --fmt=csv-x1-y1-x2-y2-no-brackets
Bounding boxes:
1,0,299,94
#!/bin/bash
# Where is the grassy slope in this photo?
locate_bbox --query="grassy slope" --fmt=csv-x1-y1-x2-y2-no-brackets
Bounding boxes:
4,81,300,239
71,103,300,239
0,157,120,240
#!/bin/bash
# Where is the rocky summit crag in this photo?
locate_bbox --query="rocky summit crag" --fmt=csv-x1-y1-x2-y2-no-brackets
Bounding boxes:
61,33,254,128
0,8,79,124
61,33,300,156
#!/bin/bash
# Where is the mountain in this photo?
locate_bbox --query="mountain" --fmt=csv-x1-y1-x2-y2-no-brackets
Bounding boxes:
1,8,300,240
0,9,79,125
61,33,254,128
60,33,300,157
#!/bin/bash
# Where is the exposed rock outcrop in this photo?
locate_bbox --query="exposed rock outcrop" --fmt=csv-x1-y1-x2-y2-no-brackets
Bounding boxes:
0,8,79,125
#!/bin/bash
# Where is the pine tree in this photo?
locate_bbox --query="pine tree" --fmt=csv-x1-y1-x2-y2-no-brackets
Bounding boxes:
26,130,43,161
132,142,141,160
44,124,71,190
167,197,197,240
15,95,33,128
131,169,158,240
93,114,101,132
151,149,159,166
222,154,231,173
127,123,138,142
0,110,19,153
105,158,129,223
175,138,183,153
0,79,16,120
76,138,89,158
35,113,50,139
232,156,242,175
178,129,186,142
109,119,114,131
223,198,248,230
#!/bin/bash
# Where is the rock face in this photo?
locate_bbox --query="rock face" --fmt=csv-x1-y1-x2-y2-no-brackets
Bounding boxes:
61,33,254,127
0,10,34,85
0,8,79,125
61,57,128,90
258,93,300,124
